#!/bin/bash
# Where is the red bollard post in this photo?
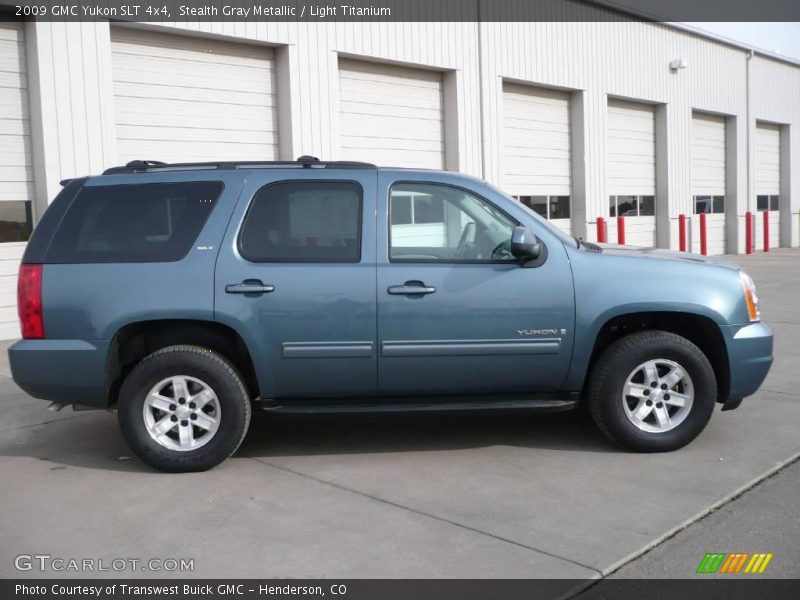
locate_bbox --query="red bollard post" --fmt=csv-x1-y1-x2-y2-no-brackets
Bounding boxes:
699,212,708,256
617,216,625,245
596,217,606,243
763,211,770,252
678,214,687,252
745,211,753,254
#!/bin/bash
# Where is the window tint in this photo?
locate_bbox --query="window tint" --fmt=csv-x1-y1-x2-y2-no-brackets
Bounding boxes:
390,183,516,263
239,181,362,263
0,200,33,242
609,195,656,217
517,195,570,220
693,195,725,214
45,182,222,263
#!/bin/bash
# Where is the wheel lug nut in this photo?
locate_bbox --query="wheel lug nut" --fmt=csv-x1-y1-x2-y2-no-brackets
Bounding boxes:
661,384,668,390
181,420,188,427
664,394,670,400
650,382,657,388
178,398,186,405
189,402,196,409
170,415,178,422
643,389,650,396
190,414,197,421
169,404,176,411
646,400,653,406
656,402,663,408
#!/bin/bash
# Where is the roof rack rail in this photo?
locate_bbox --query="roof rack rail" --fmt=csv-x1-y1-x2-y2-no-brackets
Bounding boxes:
102,156,377,175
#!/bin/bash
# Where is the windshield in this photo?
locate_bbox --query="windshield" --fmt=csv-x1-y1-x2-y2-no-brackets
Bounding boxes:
484,181,577,247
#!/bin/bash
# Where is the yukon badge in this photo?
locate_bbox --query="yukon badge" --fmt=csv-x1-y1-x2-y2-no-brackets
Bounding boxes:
518,328,567,336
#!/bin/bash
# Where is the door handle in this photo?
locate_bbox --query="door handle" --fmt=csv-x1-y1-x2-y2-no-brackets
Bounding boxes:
225,281,275,294
387,282,436,296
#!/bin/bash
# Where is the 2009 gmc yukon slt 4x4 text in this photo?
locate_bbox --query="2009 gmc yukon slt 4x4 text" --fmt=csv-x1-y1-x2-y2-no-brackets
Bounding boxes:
9,157,773,472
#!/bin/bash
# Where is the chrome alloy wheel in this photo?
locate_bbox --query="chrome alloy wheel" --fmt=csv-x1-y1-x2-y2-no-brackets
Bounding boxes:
142,376,221,451
622,359,694,433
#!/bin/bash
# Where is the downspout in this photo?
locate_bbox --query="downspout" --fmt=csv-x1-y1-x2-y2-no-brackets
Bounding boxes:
477,0,487,180
746,49,754,212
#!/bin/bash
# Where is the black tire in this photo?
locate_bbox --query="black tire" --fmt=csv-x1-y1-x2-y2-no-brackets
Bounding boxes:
118,345,251,472
588,330,716,452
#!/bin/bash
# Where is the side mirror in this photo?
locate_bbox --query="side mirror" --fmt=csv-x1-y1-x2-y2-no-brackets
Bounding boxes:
510,226,542,262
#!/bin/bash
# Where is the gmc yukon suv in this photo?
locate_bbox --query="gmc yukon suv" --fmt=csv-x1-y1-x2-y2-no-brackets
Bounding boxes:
9,157,773,472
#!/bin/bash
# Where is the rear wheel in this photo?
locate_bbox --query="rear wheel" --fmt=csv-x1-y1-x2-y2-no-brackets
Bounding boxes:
588,331,716,452
118,345,251,472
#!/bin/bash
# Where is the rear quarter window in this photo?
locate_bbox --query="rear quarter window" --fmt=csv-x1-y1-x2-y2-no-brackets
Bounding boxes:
45,181,223,263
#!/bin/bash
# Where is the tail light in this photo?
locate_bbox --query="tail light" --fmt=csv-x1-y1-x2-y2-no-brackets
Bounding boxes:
18,264,44,339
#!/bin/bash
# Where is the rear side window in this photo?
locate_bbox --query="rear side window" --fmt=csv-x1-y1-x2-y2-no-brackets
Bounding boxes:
239,181,362,263
45,181,222,263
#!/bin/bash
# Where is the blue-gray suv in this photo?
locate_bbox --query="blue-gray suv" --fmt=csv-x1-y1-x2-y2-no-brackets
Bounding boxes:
9,157,773,471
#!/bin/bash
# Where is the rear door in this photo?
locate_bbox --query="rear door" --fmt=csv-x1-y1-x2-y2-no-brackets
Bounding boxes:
215,169,378,399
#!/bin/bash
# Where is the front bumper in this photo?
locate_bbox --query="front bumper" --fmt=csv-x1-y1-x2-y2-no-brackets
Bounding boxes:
8,339,110,407
723,321,773,405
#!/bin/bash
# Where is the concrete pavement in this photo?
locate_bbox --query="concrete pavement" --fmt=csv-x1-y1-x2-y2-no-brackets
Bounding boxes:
0,249,798,580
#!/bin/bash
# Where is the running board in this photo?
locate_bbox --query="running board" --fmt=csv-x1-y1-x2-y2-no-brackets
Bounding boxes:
254,394,579,415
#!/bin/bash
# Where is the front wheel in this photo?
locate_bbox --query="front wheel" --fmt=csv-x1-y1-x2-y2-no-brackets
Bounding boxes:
588,331,717,452
118,345,251,472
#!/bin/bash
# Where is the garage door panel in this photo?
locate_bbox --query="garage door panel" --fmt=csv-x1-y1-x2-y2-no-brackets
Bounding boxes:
112,28,271,64
503,116,570,136
607,99,656,205
502,83,571,199
692,113,726,199
339,135,442,153
113,82,272,109
339,85,442,109
115,106,276,133
339,114,443,141
118,141,277,163
343,148,443,169
755,124,780,196
339,99,441,121
112,61,272,95
339,59,444,168
115,124,273,145
0,21,30,340
112,27,278,163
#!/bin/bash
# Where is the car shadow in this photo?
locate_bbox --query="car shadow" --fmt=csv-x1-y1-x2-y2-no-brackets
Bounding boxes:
238,408,619,458
0,407,619,474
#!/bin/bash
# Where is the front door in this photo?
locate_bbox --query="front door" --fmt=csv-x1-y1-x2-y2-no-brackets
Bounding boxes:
215,169,377,399
377,176,575,396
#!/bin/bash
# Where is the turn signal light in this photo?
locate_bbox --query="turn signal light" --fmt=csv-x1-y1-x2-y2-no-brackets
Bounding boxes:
740,271,760,322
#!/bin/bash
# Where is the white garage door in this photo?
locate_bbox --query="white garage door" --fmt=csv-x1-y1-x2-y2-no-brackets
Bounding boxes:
503,83,571,236
338,59,444,169
111,28,278,164
607,99,656,247
691,113,726,255
755,123,781,249
0,20,33,340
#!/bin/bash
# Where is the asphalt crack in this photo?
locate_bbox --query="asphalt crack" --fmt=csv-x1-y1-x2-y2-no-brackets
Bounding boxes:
249,456,602,576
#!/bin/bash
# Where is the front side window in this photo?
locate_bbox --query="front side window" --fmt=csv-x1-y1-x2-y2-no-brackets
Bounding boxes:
239,181,362,263
46,181,222,263
516,195,571,219
390,183,516,263
609,195,655,217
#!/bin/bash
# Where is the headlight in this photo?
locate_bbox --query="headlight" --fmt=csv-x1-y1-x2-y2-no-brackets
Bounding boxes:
740,271,760,322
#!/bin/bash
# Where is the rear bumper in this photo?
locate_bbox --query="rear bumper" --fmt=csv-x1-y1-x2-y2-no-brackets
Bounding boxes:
723,321,773,405
8,339,110,407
